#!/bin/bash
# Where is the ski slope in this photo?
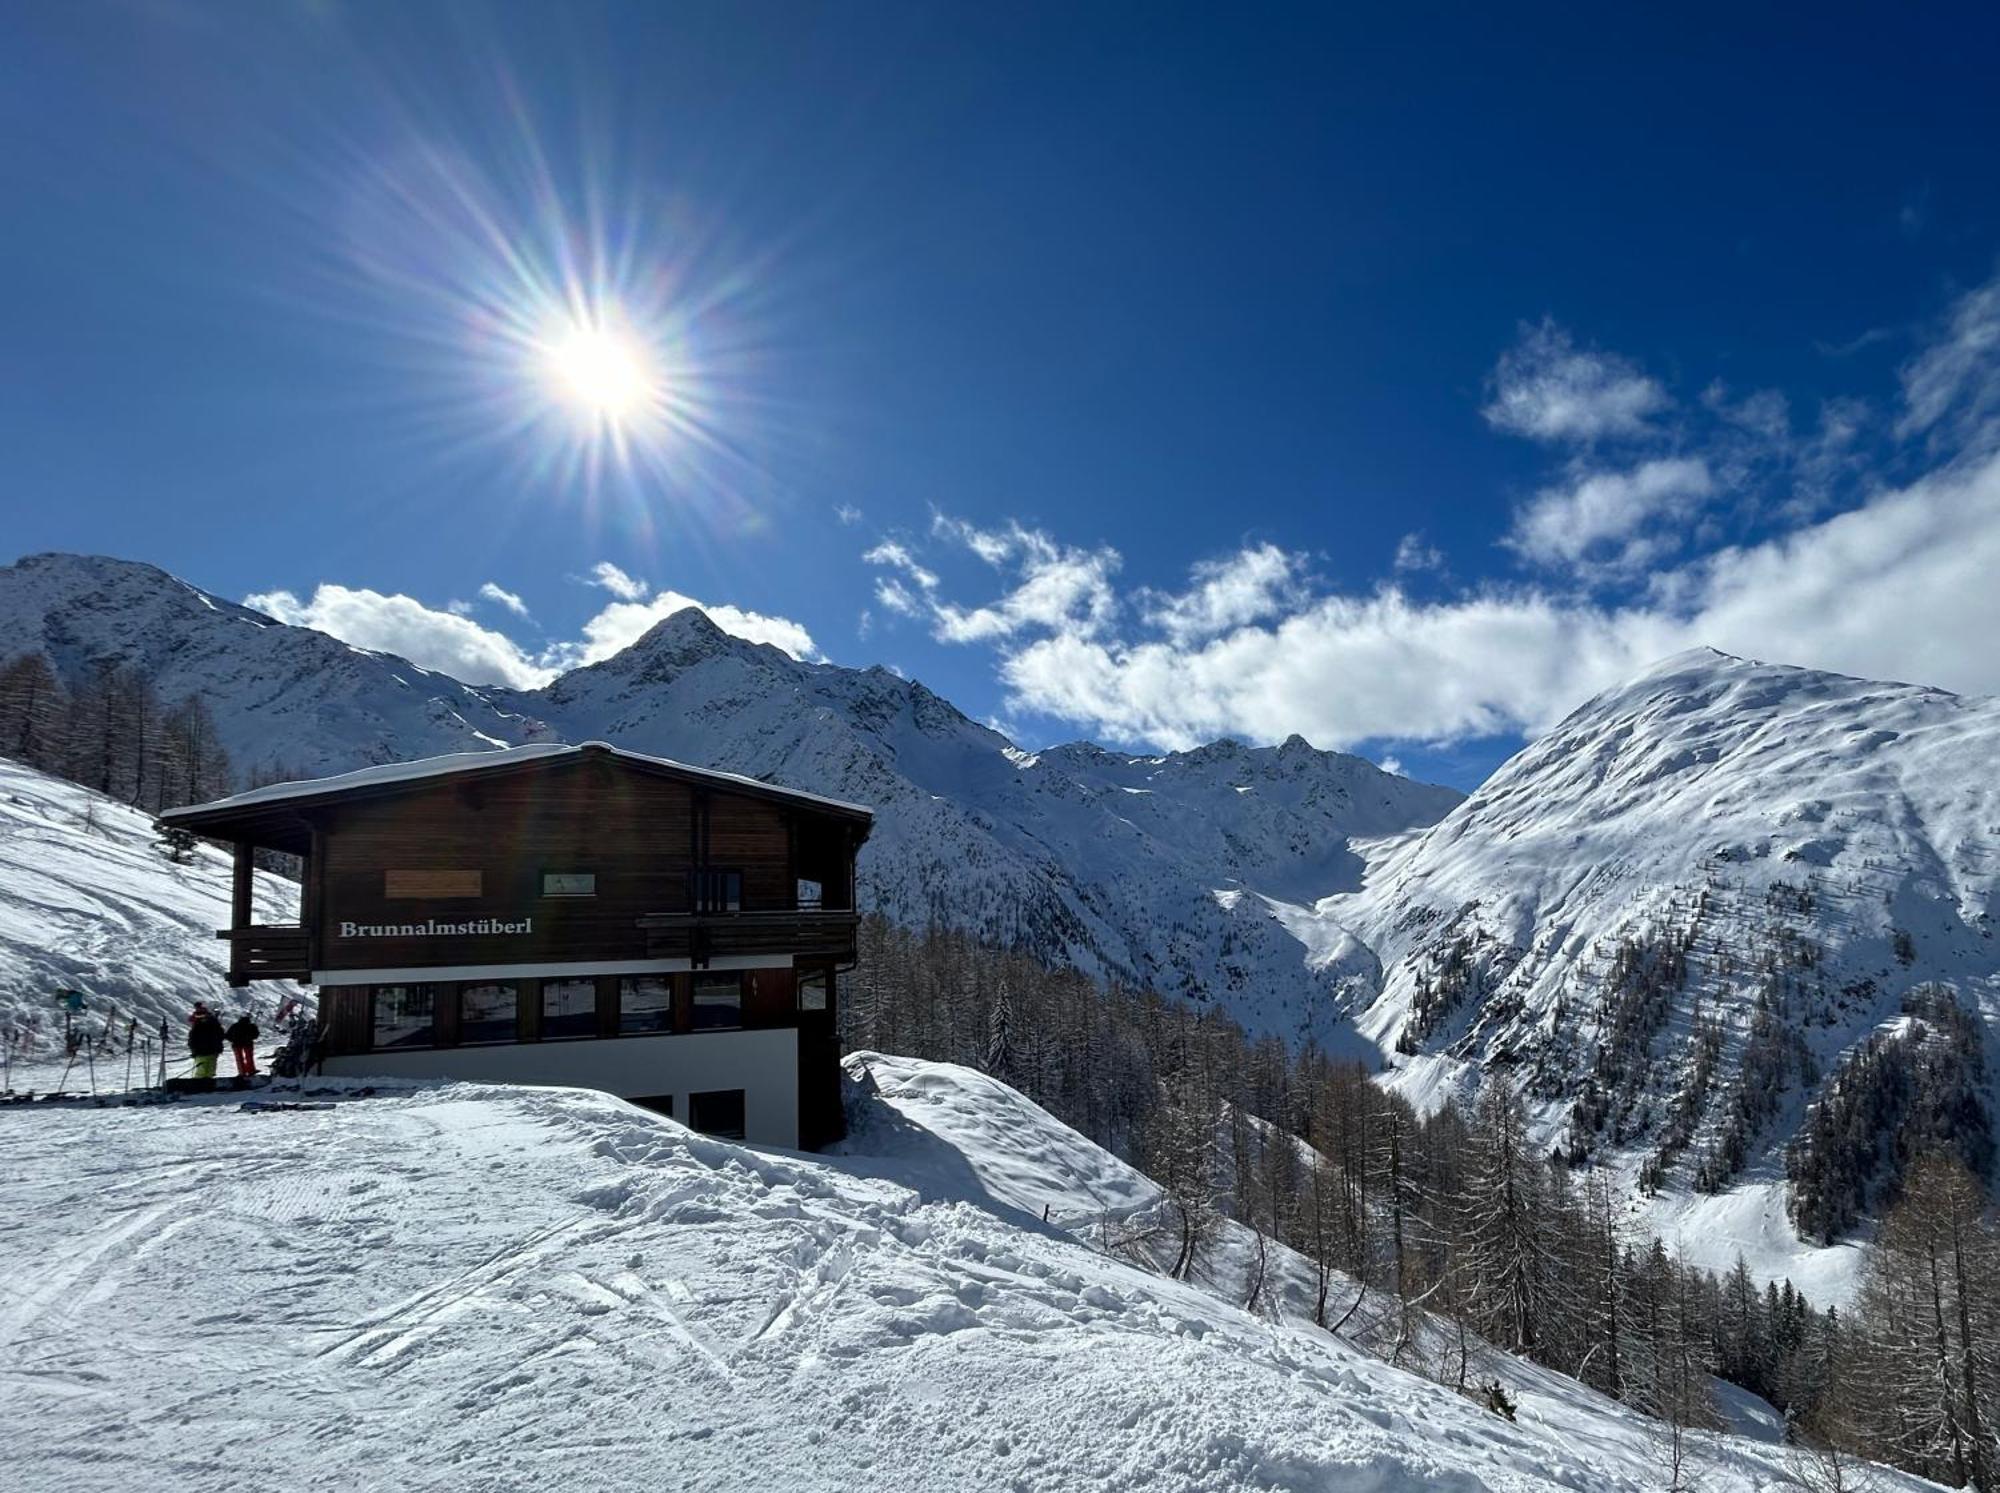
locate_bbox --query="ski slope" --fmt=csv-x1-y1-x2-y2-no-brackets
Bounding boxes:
0,1061,1932,1492
0,755,303,1054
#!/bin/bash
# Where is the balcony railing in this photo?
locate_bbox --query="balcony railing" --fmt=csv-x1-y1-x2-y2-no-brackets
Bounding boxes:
216,925,310,986
636,908,859,968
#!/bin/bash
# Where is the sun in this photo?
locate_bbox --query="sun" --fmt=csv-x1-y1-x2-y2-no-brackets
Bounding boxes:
542,317,654,421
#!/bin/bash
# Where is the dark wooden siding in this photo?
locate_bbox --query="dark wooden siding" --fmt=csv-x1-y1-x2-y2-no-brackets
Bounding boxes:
309,755,796,972
706,792,791,909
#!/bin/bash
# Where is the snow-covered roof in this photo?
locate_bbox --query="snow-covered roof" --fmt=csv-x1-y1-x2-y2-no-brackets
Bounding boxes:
161,740,872,824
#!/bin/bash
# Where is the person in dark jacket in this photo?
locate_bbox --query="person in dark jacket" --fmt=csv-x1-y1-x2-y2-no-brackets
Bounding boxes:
187,1003,226,1079
225,1014,261,1077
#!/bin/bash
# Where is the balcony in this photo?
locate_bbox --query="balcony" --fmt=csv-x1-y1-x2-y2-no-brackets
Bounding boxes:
216,925,310,986
636,908,859,968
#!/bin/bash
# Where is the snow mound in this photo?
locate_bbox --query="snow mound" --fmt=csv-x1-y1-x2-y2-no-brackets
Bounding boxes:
0,1070,1931,1492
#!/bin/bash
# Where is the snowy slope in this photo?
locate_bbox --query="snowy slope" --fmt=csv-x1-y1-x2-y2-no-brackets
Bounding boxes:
0,1068,1935,1493
1312,647,2000,1285
0,553,1460,1044
0,754,304,1054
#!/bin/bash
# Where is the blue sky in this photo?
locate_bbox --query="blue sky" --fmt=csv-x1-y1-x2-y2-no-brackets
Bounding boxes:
3,3,1999,787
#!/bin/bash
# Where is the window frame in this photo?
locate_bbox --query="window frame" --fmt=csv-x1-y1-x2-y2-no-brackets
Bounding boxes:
690,972,744,1031
457,981,520,1046
539,976,600,1041
617,974,677,1036
796,968,829,1013
370,983,439,1051
691,867,743,914
540,870,597,899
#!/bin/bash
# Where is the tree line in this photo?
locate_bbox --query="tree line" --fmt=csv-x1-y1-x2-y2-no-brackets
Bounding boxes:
845,913,2000,1489
0,651,232,812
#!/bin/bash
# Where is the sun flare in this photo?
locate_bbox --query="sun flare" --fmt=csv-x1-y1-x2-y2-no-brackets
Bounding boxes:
543,319,654,420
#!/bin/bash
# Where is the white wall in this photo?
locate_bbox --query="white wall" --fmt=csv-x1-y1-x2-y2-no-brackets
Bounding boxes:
319,1028,801,1147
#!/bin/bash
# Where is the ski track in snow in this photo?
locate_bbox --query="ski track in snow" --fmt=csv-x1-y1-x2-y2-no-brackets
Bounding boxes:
0,1067,1939,1493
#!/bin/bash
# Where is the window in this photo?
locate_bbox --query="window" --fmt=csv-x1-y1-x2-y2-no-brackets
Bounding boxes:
542,978,597,1040
628,1095,674,1119
797,970,829,1013
796,878,823,910
372,985,437,1049
619,976,674,1035
692,868,742,913
688,1089,746,1140
459,983,518,1045
691,973,742,1030
542,872,595,898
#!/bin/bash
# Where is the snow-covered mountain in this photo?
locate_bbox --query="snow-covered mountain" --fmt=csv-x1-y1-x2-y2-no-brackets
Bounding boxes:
0,552,1461,1043
0,754,302,1051
0,551,555,777
0,1060,1928,1492
1314,647,2000,1254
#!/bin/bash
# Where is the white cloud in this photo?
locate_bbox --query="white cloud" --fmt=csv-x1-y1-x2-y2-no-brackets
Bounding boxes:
1898,277,2000,448
1484,319,1670,443
873,577,922,617
557,591,821,666
882,518,1120,643
862,540,939,592
932,514,1017,566
1140,543,1308,644
478,582,531,619
987,451,2000,750
246,585,554,689
1506,457,1716,571
588,561,650,602
1378,755,1405,777
936,552,1118,643
834,504,864,525
1393,533,1445,574
246,574,821,689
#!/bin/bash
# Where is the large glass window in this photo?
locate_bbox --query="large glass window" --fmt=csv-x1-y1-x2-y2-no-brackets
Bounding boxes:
619,976,674,1035
542,978,598,1040
688,1089,746,1140
372,985,436,1049
797,970,829,1013
459,983,518,1045
692,973,743,1030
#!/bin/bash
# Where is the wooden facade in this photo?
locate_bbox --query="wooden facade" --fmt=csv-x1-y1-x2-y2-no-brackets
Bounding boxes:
161,743,871,1148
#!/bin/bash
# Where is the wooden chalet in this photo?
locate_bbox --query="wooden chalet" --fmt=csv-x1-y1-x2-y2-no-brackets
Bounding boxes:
159,742,872,1148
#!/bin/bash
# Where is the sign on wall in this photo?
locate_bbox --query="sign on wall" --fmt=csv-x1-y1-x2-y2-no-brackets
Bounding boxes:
385,870,484,898
338,917,532,939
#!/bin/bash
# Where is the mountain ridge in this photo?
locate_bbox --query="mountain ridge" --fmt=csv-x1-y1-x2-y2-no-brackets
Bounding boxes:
0,550,1461,1043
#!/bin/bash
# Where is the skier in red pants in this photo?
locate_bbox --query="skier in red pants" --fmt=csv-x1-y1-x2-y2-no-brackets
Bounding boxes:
225,1013,261,1077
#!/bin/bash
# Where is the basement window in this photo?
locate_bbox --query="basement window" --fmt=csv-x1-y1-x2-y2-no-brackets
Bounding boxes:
688,1089,746,1140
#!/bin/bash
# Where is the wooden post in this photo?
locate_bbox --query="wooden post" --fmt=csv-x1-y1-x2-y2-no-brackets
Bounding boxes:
231,840,254,932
